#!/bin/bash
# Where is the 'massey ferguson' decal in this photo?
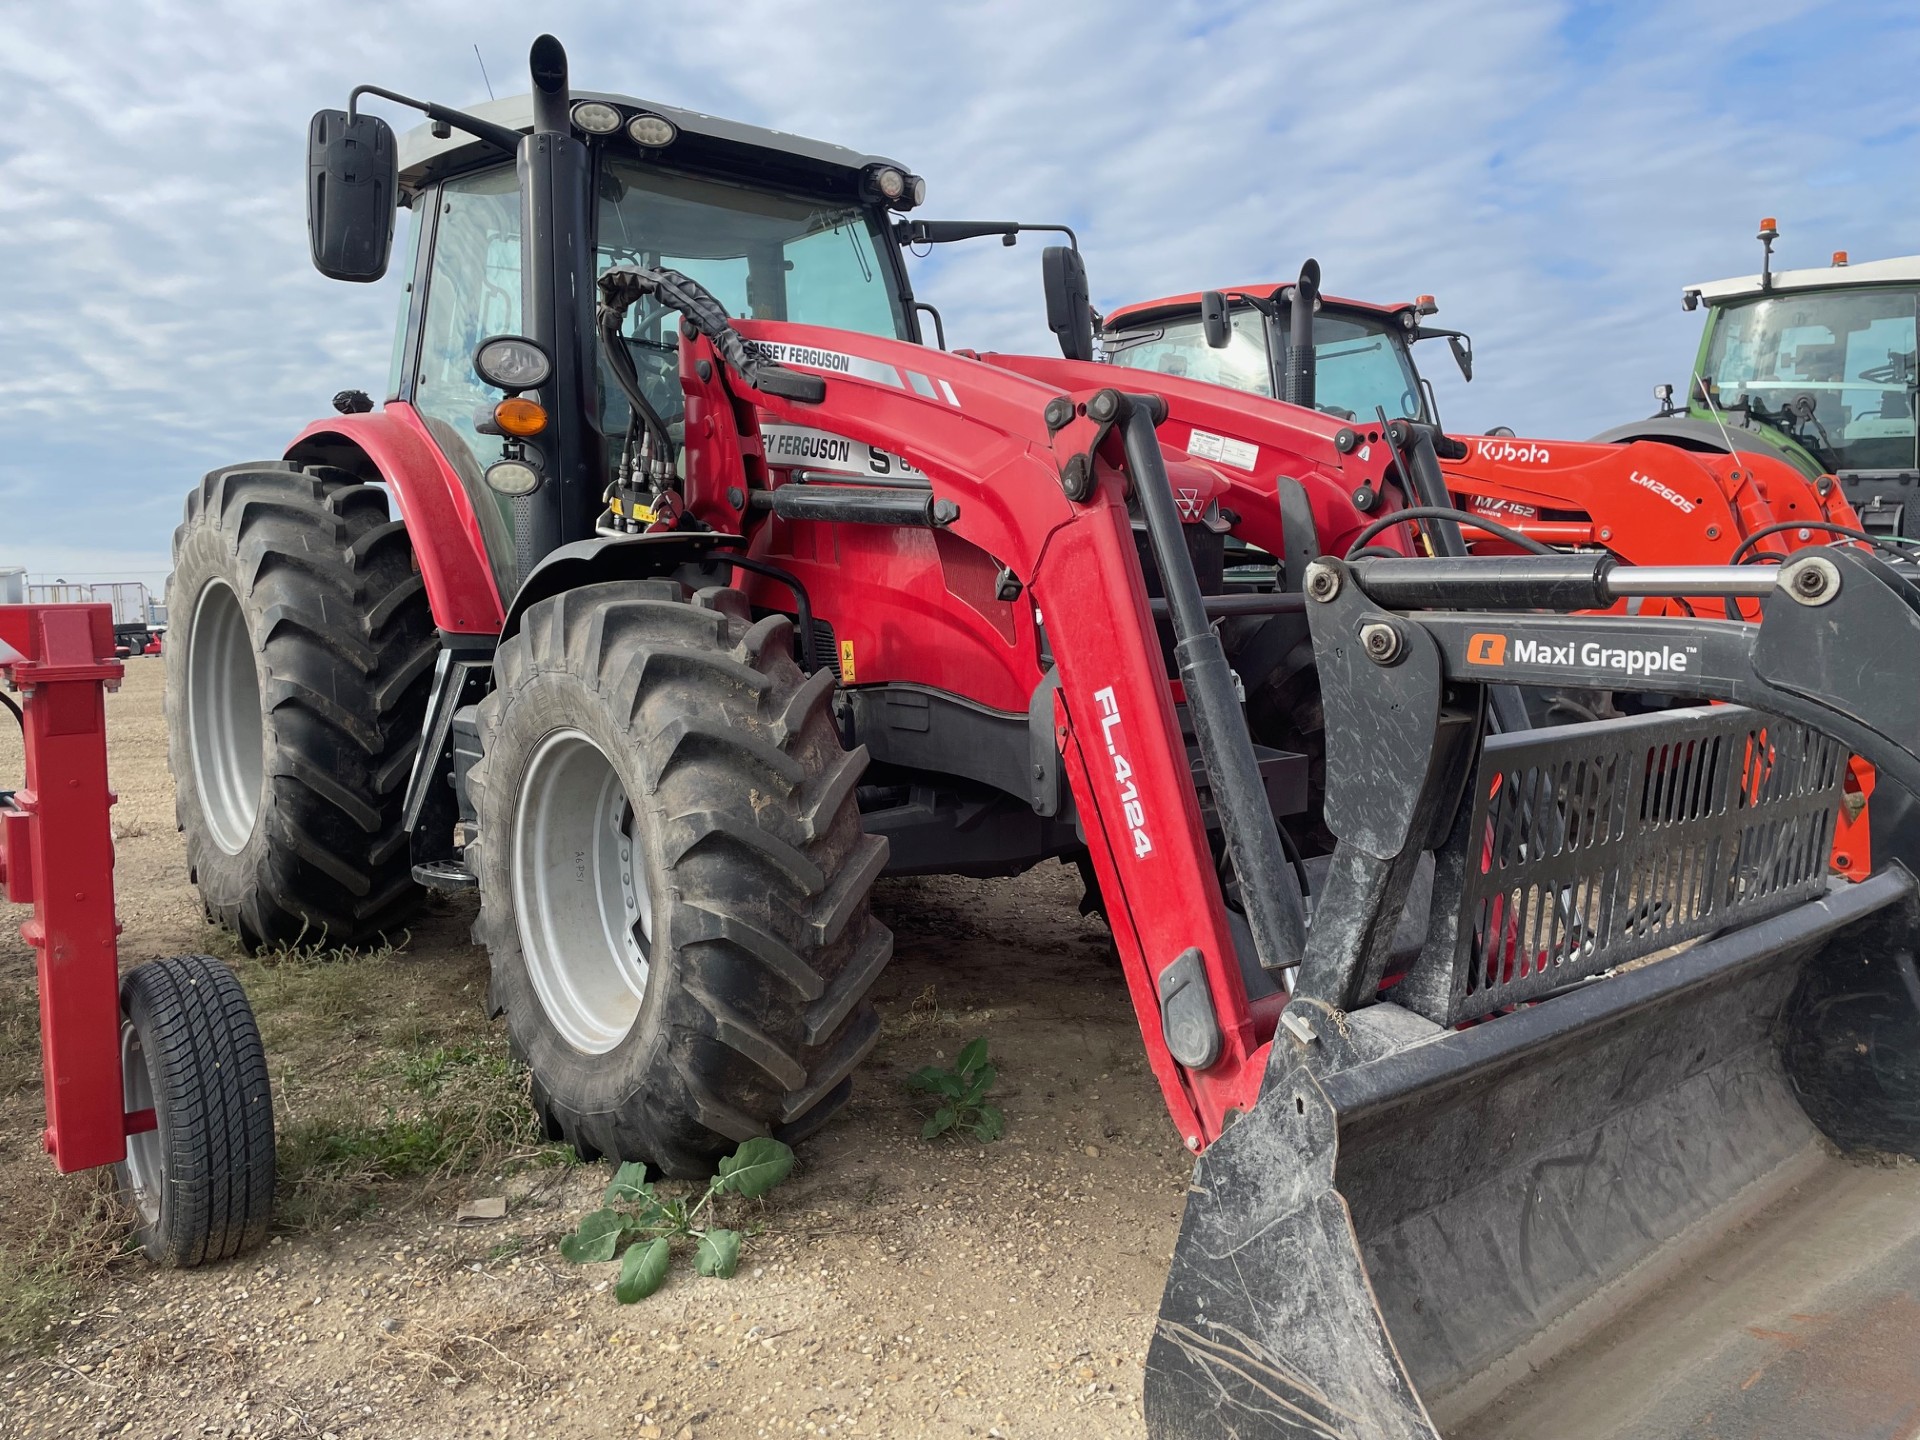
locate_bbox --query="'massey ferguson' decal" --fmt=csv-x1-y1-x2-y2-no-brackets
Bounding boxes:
1475,438,1551,465
760,423,927,480
740,339,962,407
1466,631,1692,676
1093,686,1154,858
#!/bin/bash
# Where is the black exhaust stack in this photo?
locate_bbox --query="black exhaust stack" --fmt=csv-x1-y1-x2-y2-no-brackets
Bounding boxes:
1282,259,1320,410
517,34,599,580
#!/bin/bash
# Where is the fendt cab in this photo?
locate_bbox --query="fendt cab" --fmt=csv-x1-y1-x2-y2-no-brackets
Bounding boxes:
1601,219,1920,539
167,36,1920,1439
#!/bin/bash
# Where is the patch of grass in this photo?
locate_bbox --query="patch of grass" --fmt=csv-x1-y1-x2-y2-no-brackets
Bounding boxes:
887,983,965,1039
0,1179,128,1358
236,933,411,1044
0,979,42,1096
274,1045,546,1232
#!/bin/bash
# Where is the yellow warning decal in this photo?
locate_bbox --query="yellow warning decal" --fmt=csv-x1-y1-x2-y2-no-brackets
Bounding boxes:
839,639,857,683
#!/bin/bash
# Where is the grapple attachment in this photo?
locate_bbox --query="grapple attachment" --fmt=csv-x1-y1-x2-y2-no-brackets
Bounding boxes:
1142,529,1920,1438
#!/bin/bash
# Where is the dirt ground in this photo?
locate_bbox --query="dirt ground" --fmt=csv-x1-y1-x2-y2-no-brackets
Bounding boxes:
0,658,1194,1440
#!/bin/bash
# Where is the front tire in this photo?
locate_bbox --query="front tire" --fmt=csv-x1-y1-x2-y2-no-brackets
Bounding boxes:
165,462,437,949
468,581,892,1177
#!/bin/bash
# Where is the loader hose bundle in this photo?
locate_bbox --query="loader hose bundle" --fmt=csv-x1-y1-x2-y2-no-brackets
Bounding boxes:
596,264,828,432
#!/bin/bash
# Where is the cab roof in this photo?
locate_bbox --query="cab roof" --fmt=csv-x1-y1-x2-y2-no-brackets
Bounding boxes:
1686,254,1920,306
1102,283,1414,332
397,90,911,198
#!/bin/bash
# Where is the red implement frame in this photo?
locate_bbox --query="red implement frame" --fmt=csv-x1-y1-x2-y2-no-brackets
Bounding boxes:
0,603,141,1172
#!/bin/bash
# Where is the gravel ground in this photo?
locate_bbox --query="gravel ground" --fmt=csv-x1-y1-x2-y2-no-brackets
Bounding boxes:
0,657,1195,1439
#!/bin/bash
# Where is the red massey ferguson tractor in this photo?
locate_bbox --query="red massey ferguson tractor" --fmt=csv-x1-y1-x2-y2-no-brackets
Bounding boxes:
168,36,1920,1439
1100,268,1892,877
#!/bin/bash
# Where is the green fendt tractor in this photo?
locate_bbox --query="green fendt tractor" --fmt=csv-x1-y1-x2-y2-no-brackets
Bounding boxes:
1599,218,1920,537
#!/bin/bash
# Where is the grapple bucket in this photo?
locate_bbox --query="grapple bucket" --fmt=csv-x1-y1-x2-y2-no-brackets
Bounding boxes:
1145,700,1920,1439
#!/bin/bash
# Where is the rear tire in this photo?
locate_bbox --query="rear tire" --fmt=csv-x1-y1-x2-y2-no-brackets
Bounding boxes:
468,581,892,1178
165,462,437,950
115,956,276,1266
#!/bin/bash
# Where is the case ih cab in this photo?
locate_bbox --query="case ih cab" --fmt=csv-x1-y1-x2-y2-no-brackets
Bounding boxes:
164,36,1920,1438
1600,220,1920,538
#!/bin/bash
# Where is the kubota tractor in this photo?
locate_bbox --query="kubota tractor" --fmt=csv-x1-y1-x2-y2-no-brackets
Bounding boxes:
1099,266,1888,876
167,36,1920,1438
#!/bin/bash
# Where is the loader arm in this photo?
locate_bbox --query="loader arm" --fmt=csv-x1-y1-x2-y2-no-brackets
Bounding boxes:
672,319,1287,1139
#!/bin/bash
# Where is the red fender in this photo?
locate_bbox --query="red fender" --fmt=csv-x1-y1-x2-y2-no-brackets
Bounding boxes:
286,402,505,635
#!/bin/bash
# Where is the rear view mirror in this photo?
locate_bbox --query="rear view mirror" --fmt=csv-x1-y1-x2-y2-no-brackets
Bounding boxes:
1447,334,1473,381
1042,246,1094,363
1201,291,1232,349
307,109,398,283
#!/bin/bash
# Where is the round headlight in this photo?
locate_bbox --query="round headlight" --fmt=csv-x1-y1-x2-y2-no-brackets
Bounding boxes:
485,459,542,497
872,166,907,202
473,334,552,393
571,101,623,135
627,113,677,148
908,174,928,207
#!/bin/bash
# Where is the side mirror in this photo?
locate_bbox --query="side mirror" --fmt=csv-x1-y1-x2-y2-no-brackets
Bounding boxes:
1042,246,1094,363
1447,334,1473,381
1201,291,1232,349
307,109,398,282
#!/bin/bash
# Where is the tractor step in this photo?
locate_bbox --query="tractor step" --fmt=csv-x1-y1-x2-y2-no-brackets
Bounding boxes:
412,858,478,891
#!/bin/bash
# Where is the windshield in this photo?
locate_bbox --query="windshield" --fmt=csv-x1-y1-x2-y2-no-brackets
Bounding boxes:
1104,304,1426,422
597,159,909,435
1701,288,1919,472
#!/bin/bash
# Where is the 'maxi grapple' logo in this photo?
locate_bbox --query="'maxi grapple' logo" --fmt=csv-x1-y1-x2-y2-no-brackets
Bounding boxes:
1467,631,1691,676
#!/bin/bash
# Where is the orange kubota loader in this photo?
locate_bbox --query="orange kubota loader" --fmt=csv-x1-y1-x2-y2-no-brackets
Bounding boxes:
168,38,1920,1438
1101,265,1888,879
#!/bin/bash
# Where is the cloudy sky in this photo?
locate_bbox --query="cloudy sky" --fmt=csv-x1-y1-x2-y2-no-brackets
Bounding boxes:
3,0,1915,590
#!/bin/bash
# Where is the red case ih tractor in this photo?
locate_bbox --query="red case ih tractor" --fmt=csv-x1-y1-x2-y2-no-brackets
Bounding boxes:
160,36,1920,1438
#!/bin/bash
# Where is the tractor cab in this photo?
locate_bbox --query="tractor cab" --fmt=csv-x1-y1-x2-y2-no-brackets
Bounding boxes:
1600,222,1920,535
1100,276,1473,427
1687,256,1920,491
326,81,927,601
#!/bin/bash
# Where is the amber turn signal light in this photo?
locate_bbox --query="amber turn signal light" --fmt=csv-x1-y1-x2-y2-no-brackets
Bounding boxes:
494,397,548,437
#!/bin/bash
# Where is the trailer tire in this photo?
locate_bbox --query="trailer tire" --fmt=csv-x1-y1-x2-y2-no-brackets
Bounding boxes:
165,462,437,950
468,581,891,1178
116,956,276,1266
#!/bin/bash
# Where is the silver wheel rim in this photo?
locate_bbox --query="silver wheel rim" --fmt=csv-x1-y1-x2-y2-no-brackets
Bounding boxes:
511,728,652,1055
186,579,264,855
120,1021,164,1228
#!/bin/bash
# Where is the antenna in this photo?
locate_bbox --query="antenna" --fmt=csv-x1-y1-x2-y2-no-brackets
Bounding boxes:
474,44,495,101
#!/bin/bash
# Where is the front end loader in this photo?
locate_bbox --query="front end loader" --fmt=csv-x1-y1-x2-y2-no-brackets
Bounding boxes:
165,35,1920,1437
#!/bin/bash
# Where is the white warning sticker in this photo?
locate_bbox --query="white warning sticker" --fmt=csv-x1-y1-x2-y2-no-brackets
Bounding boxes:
1186,428,1258,472
761,423,928,481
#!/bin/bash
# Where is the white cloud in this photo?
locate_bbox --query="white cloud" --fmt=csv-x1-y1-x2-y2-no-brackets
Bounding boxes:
1,0,1915,577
